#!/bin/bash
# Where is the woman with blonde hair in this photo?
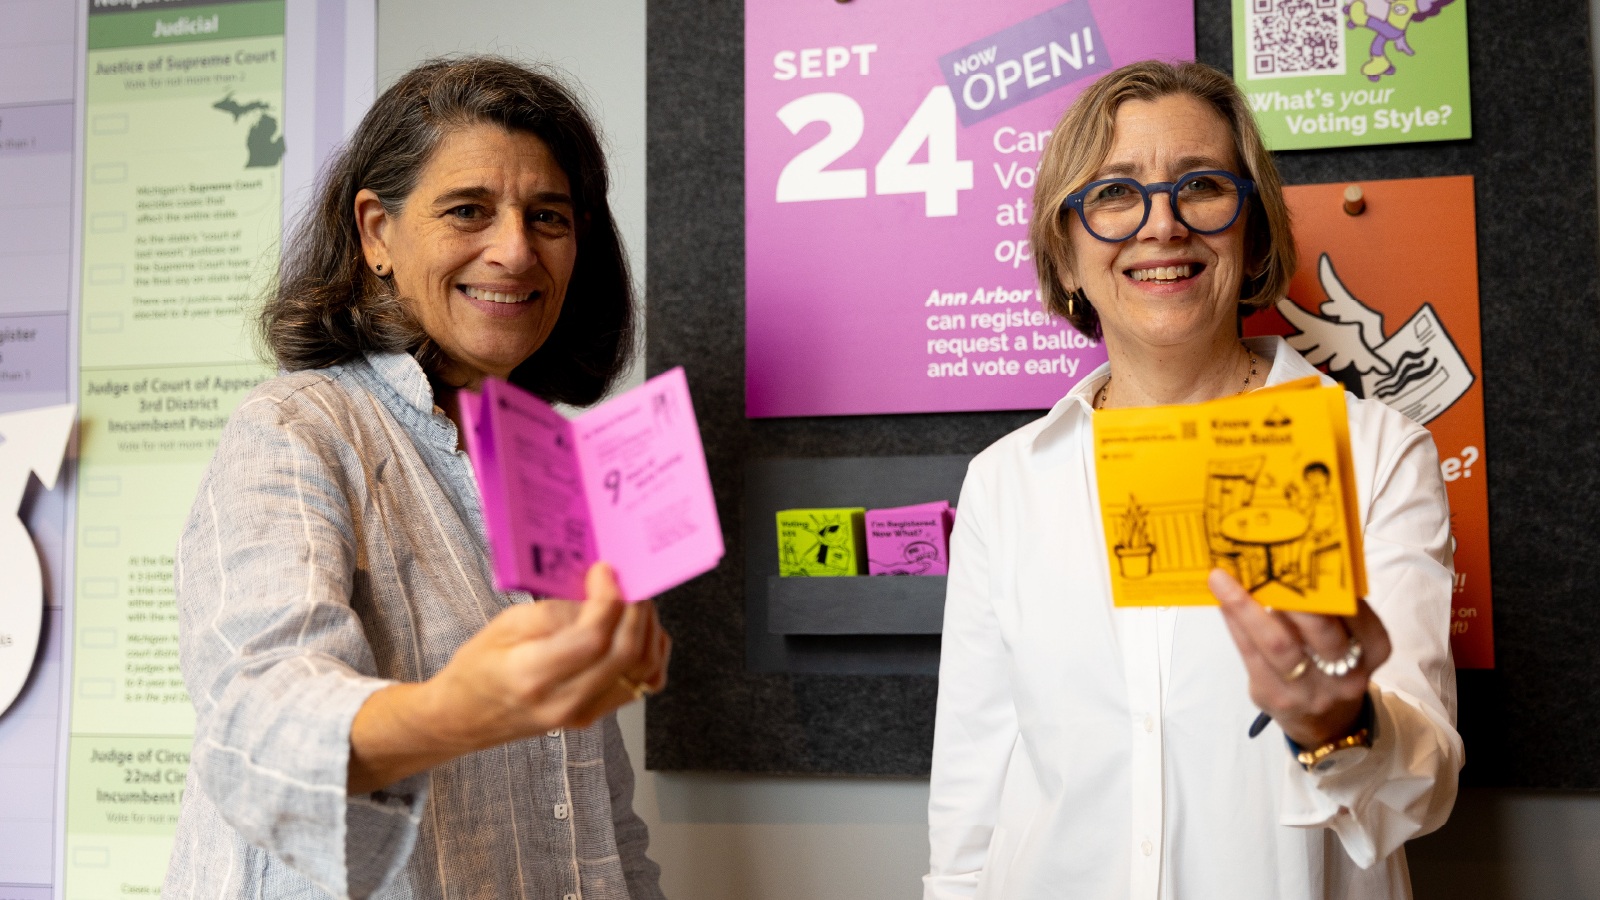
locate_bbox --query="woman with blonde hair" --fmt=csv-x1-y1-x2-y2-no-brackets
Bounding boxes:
926,60,1460,900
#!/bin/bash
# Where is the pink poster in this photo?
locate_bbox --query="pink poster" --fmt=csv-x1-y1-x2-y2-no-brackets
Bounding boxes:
745,0,1194,417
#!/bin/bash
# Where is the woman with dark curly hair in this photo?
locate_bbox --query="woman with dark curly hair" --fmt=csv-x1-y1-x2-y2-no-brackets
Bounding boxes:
163,56,669,899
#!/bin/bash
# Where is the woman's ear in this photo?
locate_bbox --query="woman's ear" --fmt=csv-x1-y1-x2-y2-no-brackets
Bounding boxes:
354,188,392,274
1056,264,1079,297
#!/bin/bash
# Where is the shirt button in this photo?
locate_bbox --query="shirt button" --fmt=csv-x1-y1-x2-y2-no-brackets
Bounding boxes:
554,803,569,820
1141,839,1153,857
564,894,577,900
548,729,562,737
1143,716,1155,733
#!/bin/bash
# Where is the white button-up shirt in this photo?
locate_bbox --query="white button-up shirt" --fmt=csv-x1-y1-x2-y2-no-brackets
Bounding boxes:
925,337,1462,900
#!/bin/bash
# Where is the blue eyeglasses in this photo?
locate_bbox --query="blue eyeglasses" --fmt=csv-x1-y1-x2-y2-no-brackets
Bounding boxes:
1061,170,1256,243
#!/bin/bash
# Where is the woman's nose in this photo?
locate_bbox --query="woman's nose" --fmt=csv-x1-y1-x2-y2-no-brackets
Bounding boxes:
1138,192,1189,241
485,218,537,271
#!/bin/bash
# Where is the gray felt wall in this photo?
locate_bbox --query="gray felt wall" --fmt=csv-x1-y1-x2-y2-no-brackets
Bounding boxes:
644,0,1600,788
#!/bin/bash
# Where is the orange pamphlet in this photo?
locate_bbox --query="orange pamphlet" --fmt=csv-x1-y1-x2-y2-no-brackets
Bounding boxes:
1093,377,1366,615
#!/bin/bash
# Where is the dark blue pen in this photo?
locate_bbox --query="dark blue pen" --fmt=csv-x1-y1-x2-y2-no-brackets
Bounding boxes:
1248,711,1272,738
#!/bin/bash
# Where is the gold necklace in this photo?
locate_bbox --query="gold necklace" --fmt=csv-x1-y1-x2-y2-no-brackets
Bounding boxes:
1094,348,1259,411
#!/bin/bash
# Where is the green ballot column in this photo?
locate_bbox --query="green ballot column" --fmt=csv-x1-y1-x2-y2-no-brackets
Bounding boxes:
67,2,283,894
776,508,867,576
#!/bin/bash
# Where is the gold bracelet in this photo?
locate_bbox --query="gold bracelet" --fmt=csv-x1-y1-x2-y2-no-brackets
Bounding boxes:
1295,727,1371,772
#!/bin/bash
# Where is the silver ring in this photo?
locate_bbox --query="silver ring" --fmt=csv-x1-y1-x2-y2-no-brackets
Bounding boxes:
1309,637,1363,678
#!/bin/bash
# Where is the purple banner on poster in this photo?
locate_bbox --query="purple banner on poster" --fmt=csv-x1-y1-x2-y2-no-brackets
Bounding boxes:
746,0,1193,418
939,2,1111,127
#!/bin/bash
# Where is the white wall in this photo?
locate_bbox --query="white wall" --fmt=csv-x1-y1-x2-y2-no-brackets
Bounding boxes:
377,3,1600,898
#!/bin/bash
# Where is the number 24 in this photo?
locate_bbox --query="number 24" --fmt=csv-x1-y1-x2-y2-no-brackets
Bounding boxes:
775,87,973,218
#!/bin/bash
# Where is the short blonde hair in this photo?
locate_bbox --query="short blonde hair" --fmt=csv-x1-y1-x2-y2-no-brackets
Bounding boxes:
1029,60,1296,337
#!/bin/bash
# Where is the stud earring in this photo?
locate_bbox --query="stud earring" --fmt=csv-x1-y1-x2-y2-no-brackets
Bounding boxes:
374,263,386,275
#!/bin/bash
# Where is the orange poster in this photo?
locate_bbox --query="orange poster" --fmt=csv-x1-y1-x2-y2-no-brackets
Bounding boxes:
1247,175,1492,668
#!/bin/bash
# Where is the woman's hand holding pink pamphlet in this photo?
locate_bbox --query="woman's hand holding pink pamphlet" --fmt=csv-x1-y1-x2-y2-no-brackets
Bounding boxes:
459,367,724,602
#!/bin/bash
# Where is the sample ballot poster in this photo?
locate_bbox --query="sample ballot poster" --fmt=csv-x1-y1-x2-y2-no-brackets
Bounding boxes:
1233,0,1471,151
1247,176,1493,668
68,3,287,893
745,0,1193,417
0,1,377,897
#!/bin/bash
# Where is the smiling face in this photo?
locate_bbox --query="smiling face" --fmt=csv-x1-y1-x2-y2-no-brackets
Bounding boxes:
1062,93,1250,357
356,123,577,389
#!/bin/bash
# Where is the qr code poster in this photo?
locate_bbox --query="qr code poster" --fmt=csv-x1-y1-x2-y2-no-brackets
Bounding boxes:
1232,0,1471,150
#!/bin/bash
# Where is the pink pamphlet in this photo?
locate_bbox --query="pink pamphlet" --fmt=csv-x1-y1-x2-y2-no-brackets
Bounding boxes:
866,501,955,575
459,367,724,602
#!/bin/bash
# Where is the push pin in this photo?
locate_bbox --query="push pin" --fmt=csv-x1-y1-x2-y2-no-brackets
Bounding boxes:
1342,184,1366,216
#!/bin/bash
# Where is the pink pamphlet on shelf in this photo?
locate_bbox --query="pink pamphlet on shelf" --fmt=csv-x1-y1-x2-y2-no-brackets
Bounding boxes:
460,367,724,603
866,501,954,575
745,0,1193,417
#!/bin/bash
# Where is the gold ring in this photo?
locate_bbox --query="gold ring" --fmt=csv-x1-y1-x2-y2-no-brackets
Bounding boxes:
617,675,647,701
1284,656,1311,682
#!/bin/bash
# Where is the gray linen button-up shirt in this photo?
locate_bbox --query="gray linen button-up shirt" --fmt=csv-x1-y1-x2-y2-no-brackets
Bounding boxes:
161,351,664,899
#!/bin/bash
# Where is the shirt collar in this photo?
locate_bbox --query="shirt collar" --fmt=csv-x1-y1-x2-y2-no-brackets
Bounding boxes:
1027,335,1319,455
360,350,459,450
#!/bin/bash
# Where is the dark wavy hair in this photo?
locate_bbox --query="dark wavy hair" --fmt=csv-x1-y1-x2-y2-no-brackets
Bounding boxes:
1030,60,1296,340
262,55,634,405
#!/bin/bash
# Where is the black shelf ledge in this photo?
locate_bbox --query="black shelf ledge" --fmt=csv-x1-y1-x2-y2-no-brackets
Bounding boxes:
767,575,946,635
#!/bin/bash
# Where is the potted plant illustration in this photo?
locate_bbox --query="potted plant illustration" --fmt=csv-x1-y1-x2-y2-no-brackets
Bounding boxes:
1114,494,1156,580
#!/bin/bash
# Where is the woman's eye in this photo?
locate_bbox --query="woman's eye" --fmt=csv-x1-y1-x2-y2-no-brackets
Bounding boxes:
530,209,573,233
448,205,483,220
1180,176,1223,194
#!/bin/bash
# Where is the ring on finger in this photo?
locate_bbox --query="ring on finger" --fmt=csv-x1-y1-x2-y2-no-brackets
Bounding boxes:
1309,637,1363,678
1283,656,1311,682
616,675,650,701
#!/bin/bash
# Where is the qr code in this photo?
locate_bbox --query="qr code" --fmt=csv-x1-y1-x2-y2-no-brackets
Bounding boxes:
1246,0,1346,79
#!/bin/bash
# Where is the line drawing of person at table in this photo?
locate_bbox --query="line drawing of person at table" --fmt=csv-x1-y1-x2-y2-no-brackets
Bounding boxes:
1203,456,1270,587
1283,461,1346,590
1204,456,1321,601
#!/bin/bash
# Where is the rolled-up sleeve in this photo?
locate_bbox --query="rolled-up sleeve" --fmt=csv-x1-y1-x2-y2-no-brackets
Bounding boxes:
1278,415,1463,867
176,393,427,897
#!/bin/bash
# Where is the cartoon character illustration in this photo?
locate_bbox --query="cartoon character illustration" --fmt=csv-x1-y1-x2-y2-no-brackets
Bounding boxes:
1282,461,1344,590
791,512,857,575
1344,0,1457,81
651,390,675,431
1203,458,1268,588
1277,253,1475,425
871,540,941,576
